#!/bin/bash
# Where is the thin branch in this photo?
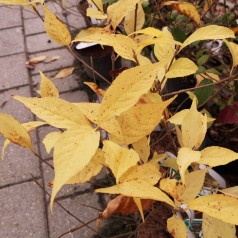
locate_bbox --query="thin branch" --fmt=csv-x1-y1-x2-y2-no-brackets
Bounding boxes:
33,151,54,169
161,73,238,98
32,176,102,236
58,217,98,238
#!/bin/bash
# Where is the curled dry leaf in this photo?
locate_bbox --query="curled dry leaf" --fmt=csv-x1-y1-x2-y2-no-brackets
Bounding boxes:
84,82,105,96
25,55,47,69
52,67,75,79
44,55,60,63
101,195,154,219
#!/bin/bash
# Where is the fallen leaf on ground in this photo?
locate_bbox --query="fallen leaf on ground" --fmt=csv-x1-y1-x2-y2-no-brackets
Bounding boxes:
44,55,60,63
25,55,47,69
52,67,75,79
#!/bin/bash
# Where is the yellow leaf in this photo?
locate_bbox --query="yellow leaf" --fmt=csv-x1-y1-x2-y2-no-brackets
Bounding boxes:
160,178,178,200
44,55,60,63
199,146,238,167
73,27,138,61
119,162,161,185
84,82,105,96
86,8,107,20
75,102,123,139
181,99,207,149
219,186,238,198
167,215,188,238
166,57,198,78
40,71,59,97
42,5,71,46
96,180,175,207
202,213,236,238
26,55,47,65
88,0,104,12
180,169,207,203
161,156,178,171
133,197,145,222
168,109,189,125
0,113,33,150
43,131,62,154
14,96,91,130
132,137,150,163
1,120,46,160
67,149,105,184
103,140,139,183
52,67,74,79
177,147,201,184
117,96,176,144
0,0,44,5
188,194,238,225
107,0,139,30
97,62,166,124
2,139,11,160
163,1,201,26
124,2,145,35
131,27,163,38
51,127,100,209
180,25,235,51
224,39,238,73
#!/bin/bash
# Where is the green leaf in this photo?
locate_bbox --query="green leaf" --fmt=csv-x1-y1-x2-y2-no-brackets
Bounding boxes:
197,54,209,66
194,78,213,107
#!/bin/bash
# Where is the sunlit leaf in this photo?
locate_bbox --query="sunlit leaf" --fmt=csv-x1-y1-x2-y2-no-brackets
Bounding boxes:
202,213,236,238
52,67,74,79
73,27,138,61
119,161,161,185
180,25,235,51
107,0,139,30
42,5,71,46
160,178,178,200
224,39,238,73
0,113,33,150
86,7,107,19
117,96,175,144
181,99,207,149
133,197,144,221
166,57,198,78
124,2,145,35
163,1,202,26
132,137,150,163
167,214,188,238
96,180,175,207
168,109,189,125
67,149,105,184
40,71,59,97
84,82,105,96
51,127,100,209
14,96,91,129
103,140,139,183
219,186,238,198
188,194,238,225
199,146,238,167
177,147,201,184
97,62,166,124
43,131,62,154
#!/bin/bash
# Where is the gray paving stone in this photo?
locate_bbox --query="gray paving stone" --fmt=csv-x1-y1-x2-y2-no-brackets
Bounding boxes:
0,53,29,90
24,17,45,35
32,70,81,94
60,89,89,103
29,48,75,75
26,33,62,53
0,181,48,238
0,87,42,186
0,27,25,57
0,6,22,29
67,7,86,31
47,193,100,238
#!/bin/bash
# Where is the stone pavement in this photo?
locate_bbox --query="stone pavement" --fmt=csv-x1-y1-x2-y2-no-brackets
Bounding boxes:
0,2,102,238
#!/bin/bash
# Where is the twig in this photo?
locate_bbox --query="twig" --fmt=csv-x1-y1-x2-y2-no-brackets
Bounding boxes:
134,3,138,32
31,176,102,236
161,73,238,98
33,151,54,169
58,217,98,238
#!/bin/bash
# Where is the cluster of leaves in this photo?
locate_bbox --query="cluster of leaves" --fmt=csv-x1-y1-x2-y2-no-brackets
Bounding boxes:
1,0,238,237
